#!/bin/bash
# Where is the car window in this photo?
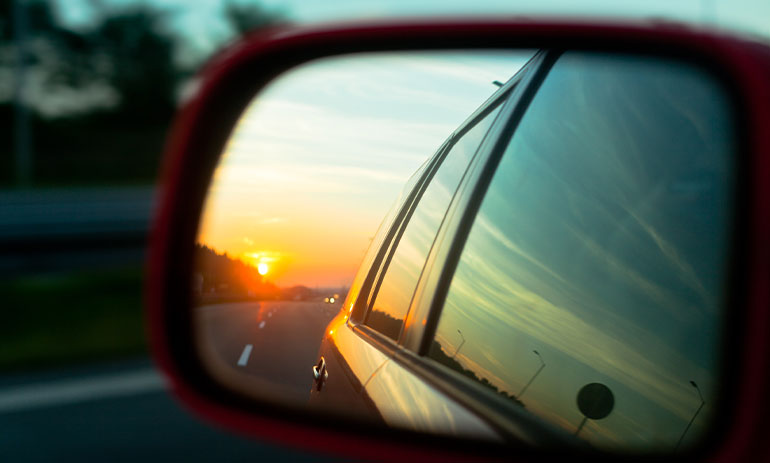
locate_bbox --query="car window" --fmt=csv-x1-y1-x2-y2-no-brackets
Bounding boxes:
360,146,449,315
364,102,505,341
348,155,435,322
427,52,734,450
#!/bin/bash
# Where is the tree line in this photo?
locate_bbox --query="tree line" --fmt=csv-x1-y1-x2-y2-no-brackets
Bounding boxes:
0,0,283,187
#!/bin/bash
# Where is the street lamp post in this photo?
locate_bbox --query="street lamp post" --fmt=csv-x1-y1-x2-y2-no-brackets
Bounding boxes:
517,350,545,399
675,380,706,451
13,0,32,187
452,330,466,361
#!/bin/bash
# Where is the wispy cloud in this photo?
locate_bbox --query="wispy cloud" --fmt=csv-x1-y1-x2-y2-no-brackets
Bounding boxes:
259,217,286,225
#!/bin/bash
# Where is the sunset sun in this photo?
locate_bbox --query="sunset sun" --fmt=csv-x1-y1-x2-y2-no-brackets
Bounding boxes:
257,263,269,275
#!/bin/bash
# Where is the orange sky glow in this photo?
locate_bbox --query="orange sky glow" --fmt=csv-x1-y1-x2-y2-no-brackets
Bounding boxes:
196,51,531,288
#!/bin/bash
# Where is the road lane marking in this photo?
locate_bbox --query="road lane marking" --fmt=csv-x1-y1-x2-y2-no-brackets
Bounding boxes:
237,344,253,366
0,369,166,414
268,312,272,318
259,321,266,329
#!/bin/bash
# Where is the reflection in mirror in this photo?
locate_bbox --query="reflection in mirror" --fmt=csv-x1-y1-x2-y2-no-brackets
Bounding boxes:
192,49,735,454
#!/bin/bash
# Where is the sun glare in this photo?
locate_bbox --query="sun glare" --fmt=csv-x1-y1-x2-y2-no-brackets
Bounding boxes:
257,263,269,275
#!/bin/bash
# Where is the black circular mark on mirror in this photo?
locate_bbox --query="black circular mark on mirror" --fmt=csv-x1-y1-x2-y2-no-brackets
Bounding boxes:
577,382,614,420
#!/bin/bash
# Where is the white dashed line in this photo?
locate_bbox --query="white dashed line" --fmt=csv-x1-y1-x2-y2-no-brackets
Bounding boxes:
259,321,266,329
237,344,253,366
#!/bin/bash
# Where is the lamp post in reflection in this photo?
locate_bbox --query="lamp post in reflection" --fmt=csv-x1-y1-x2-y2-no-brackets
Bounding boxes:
517,350,545,399
452,329,466,361
676,380,706,451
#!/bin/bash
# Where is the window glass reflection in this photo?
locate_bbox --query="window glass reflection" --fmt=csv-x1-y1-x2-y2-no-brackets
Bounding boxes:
366,103,504,340
429,52,734,450
349,157,432,322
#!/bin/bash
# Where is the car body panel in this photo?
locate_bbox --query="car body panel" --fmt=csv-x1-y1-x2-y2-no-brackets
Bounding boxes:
308,311,388,422
364,356,500,439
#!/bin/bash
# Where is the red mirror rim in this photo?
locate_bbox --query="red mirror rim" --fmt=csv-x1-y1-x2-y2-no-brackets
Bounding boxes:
145,18,770,461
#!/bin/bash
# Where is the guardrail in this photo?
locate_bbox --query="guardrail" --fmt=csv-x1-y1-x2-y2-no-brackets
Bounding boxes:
0,187,156,275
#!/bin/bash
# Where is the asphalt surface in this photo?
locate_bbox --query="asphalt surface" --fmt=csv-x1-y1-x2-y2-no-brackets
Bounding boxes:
0,328,338,463
0,358,329,462
196,300,340,404
0,390,322,462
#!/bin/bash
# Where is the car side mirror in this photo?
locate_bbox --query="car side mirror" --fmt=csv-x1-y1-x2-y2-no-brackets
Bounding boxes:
146,20,770,461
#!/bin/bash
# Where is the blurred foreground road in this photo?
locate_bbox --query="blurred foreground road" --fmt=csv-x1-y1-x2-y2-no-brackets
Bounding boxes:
0,358,330,462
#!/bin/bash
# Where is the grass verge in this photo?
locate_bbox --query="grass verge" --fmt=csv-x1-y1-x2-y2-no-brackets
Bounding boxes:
0,267,147,372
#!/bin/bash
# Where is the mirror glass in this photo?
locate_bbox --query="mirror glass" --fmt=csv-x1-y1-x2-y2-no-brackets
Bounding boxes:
192,49,736,453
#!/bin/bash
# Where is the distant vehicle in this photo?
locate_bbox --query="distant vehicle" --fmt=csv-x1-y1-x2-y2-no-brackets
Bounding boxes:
308,49,735,450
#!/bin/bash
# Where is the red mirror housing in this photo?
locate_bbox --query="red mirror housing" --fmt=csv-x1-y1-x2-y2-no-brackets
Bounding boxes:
146,19,770,461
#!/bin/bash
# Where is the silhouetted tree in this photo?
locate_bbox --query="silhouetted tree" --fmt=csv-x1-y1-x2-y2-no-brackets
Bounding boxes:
429,339,525,408
224,1,285,37
365,309,403,341
1,0,283,187
89,5,177,120
194,243,280,301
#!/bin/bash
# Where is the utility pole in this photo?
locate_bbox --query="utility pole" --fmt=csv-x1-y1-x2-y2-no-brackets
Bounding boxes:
675,381,706,451
452,330,466,361
517,350,545,399
13,0,32,188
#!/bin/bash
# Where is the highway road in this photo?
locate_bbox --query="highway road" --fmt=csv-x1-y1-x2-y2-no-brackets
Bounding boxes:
0,358,332,462
196,300,340,405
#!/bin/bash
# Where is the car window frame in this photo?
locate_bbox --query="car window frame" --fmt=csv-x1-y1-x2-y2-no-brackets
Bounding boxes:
360,90,511,341
347,52,544,351
347,141,446,325
400,50,549,353
360,140,453,319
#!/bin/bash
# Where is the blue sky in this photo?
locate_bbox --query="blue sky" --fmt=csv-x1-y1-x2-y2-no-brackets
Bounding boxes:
54,0,770,67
